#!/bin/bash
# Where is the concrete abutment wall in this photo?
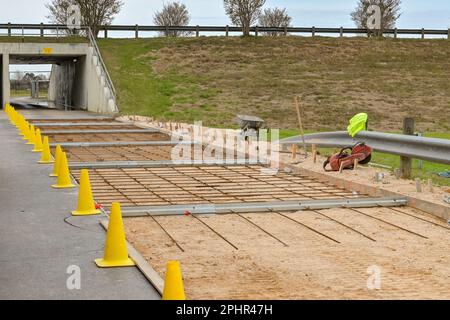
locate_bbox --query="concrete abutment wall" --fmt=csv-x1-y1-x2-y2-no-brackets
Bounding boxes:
1,54,10,109
0,42,117,114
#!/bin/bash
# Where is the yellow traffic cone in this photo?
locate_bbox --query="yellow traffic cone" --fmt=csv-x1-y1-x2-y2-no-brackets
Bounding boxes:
50,144,63,177
19,118,26,136
51,152,75,189
27,125,36,145
95,202,135,268
72,169,101,216
38,136,54,164
22,121,31,140
32,129,43,152
23,123,30,140
162,261,186,300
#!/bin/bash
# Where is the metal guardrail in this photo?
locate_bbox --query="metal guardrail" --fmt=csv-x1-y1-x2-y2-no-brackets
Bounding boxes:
281,131,450,165
0,23,449,39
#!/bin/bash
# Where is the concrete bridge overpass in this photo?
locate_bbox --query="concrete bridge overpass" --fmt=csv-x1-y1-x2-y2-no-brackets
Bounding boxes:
1,41,117,114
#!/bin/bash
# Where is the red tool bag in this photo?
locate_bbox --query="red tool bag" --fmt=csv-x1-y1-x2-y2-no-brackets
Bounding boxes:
323,142,372,172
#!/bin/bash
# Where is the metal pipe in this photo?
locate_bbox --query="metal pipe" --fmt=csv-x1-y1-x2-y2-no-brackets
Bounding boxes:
69,159,264,169
42,129,160,135
50,140,195,148
34,122,132,127
116,197,408,217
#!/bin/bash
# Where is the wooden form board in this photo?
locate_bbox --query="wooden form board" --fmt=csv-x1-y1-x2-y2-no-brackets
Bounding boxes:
99,219,164,296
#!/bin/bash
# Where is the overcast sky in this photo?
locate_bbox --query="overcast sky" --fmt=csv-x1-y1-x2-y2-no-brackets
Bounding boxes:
3,0,450,71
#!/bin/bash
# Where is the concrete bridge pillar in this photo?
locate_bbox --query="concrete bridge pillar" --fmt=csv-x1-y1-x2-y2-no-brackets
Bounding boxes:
1,54,10,109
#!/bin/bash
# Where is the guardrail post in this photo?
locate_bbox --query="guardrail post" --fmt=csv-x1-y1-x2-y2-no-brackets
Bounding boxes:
394,28,397,39
400,117,414,179
135,24,139,38
40,23,44,37
284,26,287,36
417,133,424,169
312,26,315,37
196,25,199,37
421,28,425,39
104,28,108,38
225,25,229,37
448,28,450,39
340,27,343,38
255,25,259,37
7,22,11,36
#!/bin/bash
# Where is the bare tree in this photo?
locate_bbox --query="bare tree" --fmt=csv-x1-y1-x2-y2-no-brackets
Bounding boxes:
224,0,266,36
258,7,292,36
46,0,123,37
153,2,191,37
351,0,401,37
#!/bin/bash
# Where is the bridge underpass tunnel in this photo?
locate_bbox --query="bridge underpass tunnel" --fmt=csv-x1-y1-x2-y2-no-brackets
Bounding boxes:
9,64,51,105
9,55,84,110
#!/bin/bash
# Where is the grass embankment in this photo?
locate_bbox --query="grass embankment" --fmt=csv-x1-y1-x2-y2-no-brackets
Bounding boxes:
98,36,449,186
99,36,450,132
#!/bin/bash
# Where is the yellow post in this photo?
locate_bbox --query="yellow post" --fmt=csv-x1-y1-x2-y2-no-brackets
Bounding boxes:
95,202,135,268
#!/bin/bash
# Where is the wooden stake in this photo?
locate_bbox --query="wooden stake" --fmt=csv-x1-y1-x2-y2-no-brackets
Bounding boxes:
312,144,317,163
428,179,434,193
415,178,422,193
353,159,359,170
339,161,345,174
291,144,297,161
294,96,308,158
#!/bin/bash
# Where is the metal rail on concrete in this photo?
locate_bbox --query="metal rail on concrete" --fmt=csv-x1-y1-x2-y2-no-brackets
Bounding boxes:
69,159,264,169
29,118,114,122
34,122,131,127
51,140,196,148
281,131,450,165
116,197,408,217
42,129,160,135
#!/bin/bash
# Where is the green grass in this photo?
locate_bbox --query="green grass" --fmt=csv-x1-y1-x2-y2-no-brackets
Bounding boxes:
98,36,450,133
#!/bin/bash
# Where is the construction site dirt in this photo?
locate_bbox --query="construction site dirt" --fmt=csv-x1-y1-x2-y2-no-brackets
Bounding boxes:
41,117,450,300
123,206,450,299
